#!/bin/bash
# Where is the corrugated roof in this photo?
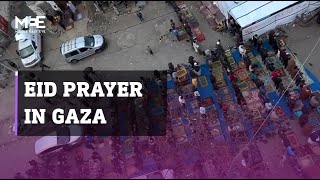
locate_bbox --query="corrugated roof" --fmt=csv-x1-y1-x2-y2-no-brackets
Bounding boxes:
229,1,298,27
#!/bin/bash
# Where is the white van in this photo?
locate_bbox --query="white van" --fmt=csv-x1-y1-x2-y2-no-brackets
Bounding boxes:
15,29,43,68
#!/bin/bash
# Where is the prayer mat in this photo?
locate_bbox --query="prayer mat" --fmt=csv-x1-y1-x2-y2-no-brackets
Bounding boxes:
252,109,262,119
295,145,312,158
242,89,252,98
297,155,314,169
286,133,300,149
237,81,249,90
199,76,208,87
227,56,235,65
201,97,213,107
212,65,223,72
310,144,320,155
217,80,227,88
234,68,249,82
220,87,230,96
309,117,320,128
275,106,285,117
238,61,246,69
212,61,223,69
274,68,286,77
223,94,232,102
213,72,224,82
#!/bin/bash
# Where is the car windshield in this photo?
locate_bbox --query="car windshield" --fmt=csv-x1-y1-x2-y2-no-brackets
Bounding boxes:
19,45,35,59
57,127,70,145
84,36,95,47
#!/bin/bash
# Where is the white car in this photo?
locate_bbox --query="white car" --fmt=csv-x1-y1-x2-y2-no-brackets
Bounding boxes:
60,35,106,64
35,125,83,158
15,30,43,68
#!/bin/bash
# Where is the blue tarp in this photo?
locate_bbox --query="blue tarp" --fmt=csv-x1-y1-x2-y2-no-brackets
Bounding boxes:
232,49,242,63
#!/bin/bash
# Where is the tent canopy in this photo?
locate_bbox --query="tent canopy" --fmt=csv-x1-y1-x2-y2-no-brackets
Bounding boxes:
215,1,298,28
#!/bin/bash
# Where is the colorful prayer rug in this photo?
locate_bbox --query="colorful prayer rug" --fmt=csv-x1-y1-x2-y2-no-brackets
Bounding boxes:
220,87,230,96
213,72,224,82
216,80,227,88
234,68,249,82
252,109,262,119
201,97,213,107
242,89,252,98
223,94,232,102
199,76,208,87
237,81,249,90
275,106,285,117
212,61,222,69
297,155,314,168
238,61,246,69
286,133,300,148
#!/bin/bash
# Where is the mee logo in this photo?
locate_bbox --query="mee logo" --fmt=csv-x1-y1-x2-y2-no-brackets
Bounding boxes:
15,16,46,33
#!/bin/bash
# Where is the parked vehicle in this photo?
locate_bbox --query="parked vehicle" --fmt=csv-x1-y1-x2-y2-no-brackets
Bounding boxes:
60,35,106,64
35,125,83,158
15,29,43,67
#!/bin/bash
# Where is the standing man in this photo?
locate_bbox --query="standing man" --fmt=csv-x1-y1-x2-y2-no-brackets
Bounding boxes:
147,46,154,55
170,19,176,30
137,12,144,22
252,34,258,47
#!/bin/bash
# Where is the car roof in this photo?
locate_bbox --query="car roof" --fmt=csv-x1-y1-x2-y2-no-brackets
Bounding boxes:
61,36,86,55
17,38,33,50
